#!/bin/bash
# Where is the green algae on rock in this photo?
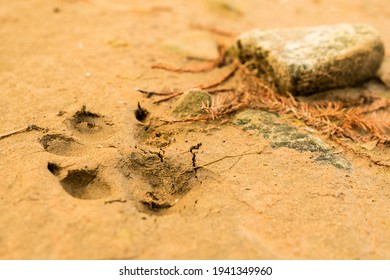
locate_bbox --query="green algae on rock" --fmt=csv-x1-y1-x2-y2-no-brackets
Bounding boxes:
233,23,384,96
233,109,351,170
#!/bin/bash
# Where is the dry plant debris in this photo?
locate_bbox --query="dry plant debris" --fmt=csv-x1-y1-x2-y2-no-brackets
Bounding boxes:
137,32,390,157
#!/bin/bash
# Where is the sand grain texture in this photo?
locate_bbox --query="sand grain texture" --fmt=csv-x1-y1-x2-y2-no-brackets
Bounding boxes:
0,0,390,259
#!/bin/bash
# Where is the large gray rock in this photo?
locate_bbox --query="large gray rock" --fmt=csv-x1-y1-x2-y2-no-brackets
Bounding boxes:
233,23,385,95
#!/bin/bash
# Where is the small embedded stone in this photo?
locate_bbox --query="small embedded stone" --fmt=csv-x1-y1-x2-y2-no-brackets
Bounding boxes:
173,89,211,118
233,23,385,95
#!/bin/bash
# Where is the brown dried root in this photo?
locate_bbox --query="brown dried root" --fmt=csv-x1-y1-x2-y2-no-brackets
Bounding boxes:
151,44,227,73
244,74,390,145
180,144,269,174
189,23,239,37
136,62,239,103
201,94,228,120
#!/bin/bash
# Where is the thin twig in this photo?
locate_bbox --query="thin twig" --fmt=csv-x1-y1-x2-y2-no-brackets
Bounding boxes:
207,88,236,94
218,154,244,172
178,146,269,177
195,145,269,171
193,63,238,90
190,23,238,37
151,63,216,73
104,199,127,205
159,116,209,124
151,45,227,73
150,63,238,104
0,125,44,140
136,88,181,96
154,91,185,103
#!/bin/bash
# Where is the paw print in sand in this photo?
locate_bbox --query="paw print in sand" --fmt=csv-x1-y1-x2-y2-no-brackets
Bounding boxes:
40,106,119,200
40,106,198,213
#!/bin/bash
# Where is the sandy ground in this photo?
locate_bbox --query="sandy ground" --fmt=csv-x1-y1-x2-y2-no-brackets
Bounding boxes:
0,0,390,259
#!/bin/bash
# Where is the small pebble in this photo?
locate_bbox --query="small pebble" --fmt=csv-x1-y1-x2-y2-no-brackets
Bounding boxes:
173,89,212,117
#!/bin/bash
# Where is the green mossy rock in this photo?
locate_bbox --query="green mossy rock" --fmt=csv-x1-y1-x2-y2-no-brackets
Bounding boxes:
233,23,385,95
233,109,351,170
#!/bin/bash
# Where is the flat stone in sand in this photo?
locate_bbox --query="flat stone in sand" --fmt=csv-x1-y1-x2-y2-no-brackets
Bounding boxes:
233,23,384,95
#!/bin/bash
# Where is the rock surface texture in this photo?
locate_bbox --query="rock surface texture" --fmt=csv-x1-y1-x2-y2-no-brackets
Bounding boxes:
173,89,211,117
377,56,390,88
233,23,384,95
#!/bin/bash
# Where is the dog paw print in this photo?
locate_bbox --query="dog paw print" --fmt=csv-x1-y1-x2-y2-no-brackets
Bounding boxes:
40,134,84,157
70,105,112,134
40,106,199,214
118,146,197,213
47,163,111,200
40,106,120,201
